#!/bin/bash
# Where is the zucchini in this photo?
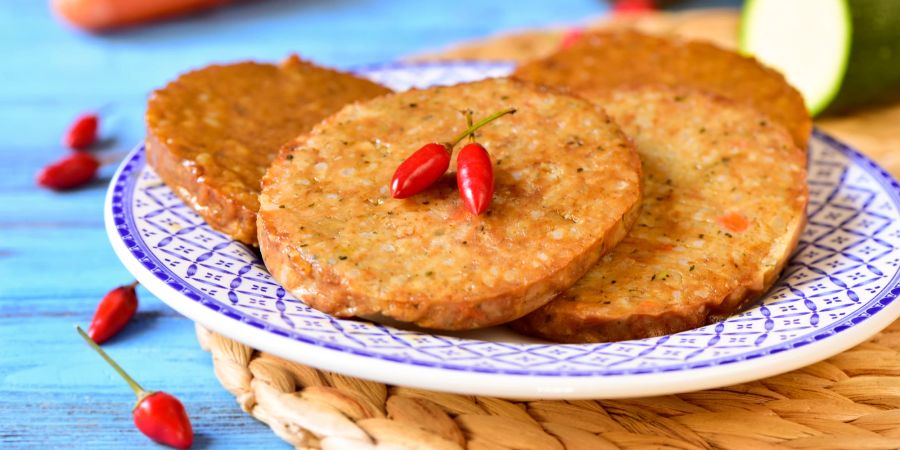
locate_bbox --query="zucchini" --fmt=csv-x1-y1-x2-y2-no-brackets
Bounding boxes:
740,0,900,115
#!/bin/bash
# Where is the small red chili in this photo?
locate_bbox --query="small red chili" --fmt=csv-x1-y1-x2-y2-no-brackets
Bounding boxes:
36,151,100,191
457,111,494,215
88,281,139,344
560,28,584,50
77,326,194,449
132,392,193,450
390,142,452,199
390,107,515,199
457,142,494,215
64,113,99,150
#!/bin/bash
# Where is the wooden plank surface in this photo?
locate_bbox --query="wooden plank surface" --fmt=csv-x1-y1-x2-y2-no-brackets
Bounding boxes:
0,1,619,448
18,1,892,449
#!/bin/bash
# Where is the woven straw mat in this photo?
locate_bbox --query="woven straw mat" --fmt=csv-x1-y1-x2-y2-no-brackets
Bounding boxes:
197,10,900,449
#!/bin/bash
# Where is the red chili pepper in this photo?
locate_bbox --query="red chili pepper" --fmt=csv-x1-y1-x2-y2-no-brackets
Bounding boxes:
76,326,194,449
390,107,515,199
36,151,100,190
612,0,656,14
457,142,494,215
560,28,584,50
132,392,193,450
390,142,451,199
64,113,99,150
88,281,139,344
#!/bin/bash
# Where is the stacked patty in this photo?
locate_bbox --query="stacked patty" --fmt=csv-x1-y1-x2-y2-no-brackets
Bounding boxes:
146,56,391,244
514,30,811,150
146,41,810,340
513,86,807,342
257,78,643,330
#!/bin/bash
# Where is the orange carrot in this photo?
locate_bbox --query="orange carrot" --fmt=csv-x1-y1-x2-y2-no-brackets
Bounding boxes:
637,300,658,313
51,0,229,32
717,212,750,233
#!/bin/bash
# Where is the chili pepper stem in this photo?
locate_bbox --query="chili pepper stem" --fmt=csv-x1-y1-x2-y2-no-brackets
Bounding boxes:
76,325,150,402
449,107,516,147
464,110,476,143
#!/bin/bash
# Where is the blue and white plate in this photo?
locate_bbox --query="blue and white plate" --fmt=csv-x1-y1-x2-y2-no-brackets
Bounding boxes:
105,61,900,399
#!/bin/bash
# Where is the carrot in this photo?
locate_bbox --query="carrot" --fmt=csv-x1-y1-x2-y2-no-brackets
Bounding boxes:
717,212,750,233
50,0,229,32
636,300,658,313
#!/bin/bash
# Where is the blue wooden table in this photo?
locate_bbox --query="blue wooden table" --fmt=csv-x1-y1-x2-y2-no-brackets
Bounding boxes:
0,0,731,447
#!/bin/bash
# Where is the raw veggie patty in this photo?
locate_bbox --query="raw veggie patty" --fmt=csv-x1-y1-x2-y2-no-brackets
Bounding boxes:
513,30,812,150
257,78,643,330
146,56,391,245
512,85,808,343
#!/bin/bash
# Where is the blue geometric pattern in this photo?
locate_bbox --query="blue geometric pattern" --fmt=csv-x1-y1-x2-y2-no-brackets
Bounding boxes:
107,62,900,377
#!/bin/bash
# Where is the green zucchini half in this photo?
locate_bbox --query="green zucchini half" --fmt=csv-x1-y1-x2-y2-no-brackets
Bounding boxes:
740,0,900,115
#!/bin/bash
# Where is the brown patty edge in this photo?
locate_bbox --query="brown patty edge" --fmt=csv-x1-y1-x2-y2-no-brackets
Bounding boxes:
511,185,808,343
145,130,259,244
256,141,644,330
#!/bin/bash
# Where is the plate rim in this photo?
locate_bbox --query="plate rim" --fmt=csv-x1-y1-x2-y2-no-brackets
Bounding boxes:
105,60,900,398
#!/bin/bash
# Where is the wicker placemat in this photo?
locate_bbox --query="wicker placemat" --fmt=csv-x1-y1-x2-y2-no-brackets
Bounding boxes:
198,322,900,449
197,10,900,449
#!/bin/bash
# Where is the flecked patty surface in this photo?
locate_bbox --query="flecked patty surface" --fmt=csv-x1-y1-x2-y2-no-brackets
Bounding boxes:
257,78,643,330
146,56,391,244
513,86,808,343
513,30,812,150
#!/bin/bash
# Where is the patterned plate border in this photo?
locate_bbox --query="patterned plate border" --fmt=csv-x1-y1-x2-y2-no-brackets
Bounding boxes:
105,61,900,397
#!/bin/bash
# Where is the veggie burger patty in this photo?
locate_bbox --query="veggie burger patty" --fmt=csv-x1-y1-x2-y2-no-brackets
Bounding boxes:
257,78,643,330
146,56,391,244
513,85,808,343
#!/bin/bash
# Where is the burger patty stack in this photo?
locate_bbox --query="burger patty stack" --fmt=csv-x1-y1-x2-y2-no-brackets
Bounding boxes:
146,31,809,343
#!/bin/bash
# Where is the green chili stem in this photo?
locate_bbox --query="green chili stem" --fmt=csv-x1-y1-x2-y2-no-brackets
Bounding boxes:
450,107,516,147
76,325,147,398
